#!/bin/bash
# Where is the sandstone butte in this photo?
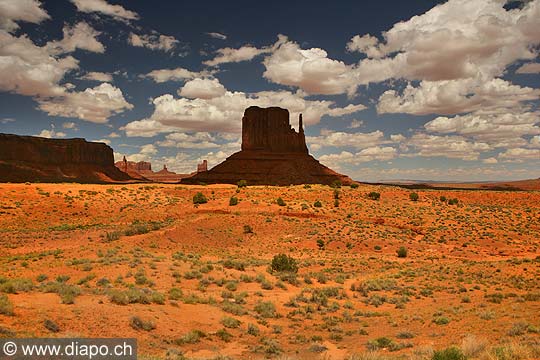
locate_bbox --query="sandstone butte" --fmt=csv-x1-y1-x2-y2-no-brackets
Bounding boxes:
0,133,132,183
182,106,353,186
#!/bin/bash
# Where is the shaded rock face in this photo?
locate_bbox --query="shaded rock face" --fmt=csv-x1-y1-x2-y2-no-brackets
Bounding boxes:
182,107,353,186
242,106,308,153
0,133,132,183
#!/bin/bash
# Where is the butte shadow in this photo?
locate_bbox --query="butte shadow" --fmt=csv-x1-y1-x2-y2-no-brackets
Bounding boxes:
182,106,353,186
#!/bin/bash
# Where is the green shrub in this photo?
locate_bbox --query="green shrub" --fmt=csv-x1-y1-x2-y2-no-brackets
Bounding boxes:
169,287,183,300
254,301,277,318
129,316,155,331
314,200,322,208
216,328,233,342
448,198,459,205
0,278,34,293
237,180,248,188
433,316,450,325
397,246,408,258
432,347,466,360
229,196,238,206
175,330,206,344
317,239,325,249
333,189,340,199
276,197,286,206
247,323,260,336
330,180,342,188
271,254,298,273
221,316,241,328
193,192,208,204
0,294,14,316
243,225,253,234
350,183,359,189
440,196,447,202
409,192,419,201
368,192,380,200
44,319,60,332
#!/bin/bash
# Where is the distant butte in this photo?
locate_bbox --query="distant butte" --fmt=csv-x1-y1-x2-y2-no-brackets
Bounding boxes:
182,106,353,186
0,133,132,183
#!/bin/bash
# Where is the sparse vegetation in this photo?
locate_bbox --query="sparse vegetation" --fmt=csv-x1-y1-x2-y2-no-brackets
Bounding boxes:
193,192,208,204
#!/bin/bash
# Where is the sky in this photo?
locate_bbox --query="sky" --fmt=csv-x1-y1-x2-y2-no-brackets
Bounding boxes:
0,0,539,182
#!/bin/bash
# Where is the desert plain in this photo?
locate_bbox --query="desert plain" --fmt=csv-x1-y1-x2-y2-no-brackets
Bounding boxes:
0,182,539,359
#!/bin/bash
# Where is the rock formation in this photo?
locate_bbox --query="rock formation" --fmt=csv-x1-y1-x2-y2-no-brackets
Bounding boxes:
0,133,133,183
115,159,189,182
182,106,353,186
197,160,208,173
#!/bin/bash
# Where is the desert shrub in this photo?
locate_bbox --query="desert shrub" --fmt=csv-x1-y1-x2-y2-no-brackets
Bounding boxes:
105,231,121,241
216,328,233,342
222,259,246,271
368,192,380,200
243,225,253,234
334,199,339,207
247,323,260,336
175,330,206,344
396,331,414,339
270,254,298,273
448,198,459,205
334,189,340,199
169,287,183,300
432,347,466,360
317,239,325,249
193,192,208,204
0,294,14,315
44,319,60,332
36,274,48,283
0,278,34,293
350,183,359,189
229,196,238,206
276,197,286,206
221,316,241,329
221,301,247,315
330,180,342,188
255,301,277,318
314,200,322,208
397,246,408,258
129,316,155,331
440,196,447,202
237,180,248,188
409,192,419,201
433,316,450,325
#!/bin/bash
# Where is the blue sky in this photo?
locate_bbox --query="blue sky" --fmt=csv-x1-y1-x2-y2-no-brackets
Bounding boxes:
0,0,539,181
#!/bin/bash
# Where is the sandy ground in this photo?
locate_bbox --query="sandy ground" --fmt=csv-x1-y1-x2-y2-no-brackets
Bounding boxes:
0,183,539,359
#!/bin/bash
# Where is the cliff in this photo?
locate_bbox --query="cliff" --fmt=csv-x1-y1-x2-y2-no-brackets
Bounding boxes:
182,106,353,186
0,133,133,183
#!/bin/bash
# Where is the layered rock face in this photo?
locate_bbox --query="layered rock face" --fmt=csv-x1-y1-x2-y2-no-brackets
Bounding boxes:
182,106,353,186
0,133,132,183
115,158,189,182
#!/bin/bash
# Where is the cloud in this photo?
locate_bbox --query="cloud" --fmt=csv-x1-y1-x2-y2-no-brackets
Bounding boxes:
0,30,78,97
37,83,133,123
263,35,358,95
62,121,77,129
347,120,364,129
144,67,208,83
406,133,491,161
350,0,540,83
80,71,113,82
47,22,105,54
0,0,49,32
377,78,540,115
128,32,179,52
206,32,227,40
122,78,366,136
424,110,540,145
36,125,66,138
70,0,139,21
498,148,540,162
516,62,540,74
178,78,226,99
482,157,498,164
319,146,397,166
1,117,15,124
157,132,224,149
108,132,120,138
204,45,270,66
307,130,387,151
